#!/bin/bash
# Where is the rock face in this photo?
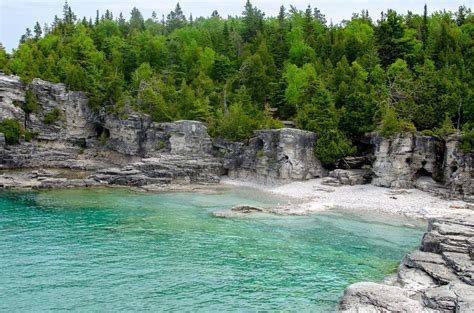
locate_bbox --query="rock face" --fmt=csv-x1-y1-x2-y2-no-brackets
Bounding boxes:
338,215,474,312
27,78,97,142
371,133,444,189
443,135,474,202
219,128,324,183
370,133,473,201
0,74,26,122
0,74,221,187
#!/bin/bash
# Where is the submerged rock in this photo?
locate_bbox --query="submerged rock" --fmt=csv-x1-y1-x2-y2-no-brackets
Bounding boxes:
213,205,266,218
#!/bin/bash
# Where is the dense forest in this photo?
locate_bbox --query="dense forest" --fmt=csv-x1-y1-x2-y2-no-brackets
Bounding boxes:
1,1,474,164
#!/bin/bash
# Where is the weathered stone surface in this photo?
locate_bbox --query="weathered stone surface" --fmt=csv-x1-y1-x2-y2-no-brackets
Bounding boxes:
369,132,474,201
338,216,474,312
402,251,459,285
443,134,474,201
0,74,26,122
423,285,457,311
158,120,213,155
28,78,97,142
0,133,5,148
338,282,432,312
88,155,222,187
322,169,372,186
397,265,437,295
222,128,324,183
103,114,214,157
371,133,443,189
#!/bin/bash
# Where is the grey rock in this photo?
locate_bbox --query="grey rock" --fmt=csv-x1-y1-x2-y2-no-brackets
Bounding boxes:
338,282,431,312
0,133,5,148
213,205,266,218
371,133,443,189
0,73,26,122
423,285,457,311
397,265,437,295
339,216,474,312
369,132,473,201
222,128,324,184
325,169,372,186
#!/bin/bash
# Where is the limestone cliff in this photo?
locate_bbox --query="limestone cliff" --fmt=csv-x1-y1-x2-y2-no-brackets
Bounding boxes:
0,73,221,186
216,128,324,183
370,133,473,201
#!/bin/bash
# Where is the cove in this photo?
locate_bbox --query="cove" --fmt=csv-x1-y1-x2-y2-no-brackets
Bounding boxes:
0,187,425,311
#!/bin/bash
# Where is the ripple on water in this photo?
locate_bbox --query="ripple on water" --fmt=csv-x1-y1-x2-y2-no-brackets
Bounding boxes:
0,188,425,311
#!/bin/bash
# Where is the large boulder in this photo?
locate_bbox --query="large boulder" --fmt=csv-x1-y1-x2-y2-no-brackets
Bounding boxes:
221,128,324,183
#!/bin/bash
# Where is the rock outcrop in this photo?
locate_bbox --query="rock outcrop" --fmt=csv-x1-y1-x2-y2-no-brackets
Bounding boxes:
0,74,26,122
0,73,221,187
218,128,324,184
338,215,474,312
371,133,444,189
370,133,473,201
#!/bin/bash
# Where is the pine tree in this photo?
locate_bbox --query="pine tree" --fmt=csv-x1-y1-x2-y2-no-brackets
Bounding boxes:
34,22,42,39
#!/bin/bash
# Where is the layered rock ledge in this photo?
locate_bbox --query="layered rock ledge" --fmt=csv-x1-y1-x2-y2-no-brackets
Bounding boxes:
338,215,474,312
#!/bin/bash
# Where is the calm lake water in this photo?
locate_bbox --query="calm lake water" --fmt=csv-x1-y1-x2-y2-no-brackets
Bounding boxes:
0,187,425,311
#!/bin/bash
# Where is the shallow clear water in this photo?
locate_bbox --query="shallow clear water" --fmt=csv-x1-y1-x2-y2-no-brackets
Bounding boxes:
0,187,425,311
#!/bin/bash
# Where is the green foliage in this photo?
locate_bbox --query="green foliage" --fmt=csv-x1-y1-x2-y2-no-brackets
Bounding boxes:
24,130,39,142
379,105,417,137
0,119,24,144
434,113,457,136
43,108,62,124
4,1,474,153
22,90,41,113
211,103,258,141
315,130,356,165
99,128,110,146
461,124,474,153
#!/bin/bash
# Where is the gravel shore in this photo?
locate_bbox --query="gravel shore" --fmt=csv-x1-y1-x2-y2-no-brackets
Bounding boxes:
221,177,474,219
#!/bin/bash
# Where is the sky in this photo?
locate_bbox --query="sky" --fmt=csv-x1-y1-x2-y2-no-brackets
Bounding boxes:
1,0,472,52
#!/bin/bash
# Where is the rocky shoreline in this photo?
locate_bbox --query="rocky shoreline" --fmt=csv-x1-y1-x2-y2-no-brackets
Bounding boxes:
1,72,474,311
338,215,474,312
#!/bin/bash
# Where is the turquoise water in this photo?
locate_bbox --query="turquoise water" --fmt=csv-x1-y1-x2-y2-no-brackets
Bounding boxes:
0,187,425,312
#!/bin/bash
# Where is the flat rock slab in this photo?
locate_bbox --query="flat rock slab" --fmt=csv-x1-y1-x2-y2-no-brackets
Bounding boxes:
338,282,433,312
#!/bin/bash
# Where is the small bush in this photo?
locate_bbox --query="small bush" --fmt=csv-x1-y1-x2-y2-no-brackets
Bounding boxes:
43,108,62,124
211,103,259,142
0,118,24,144
315,130,356,166
434,113,457,137
379,106,416,137
461,124,474,153
24,131,39,142
99,129,110,146
420,129,434,136
23,90,41,114
256,150,265,158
